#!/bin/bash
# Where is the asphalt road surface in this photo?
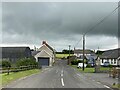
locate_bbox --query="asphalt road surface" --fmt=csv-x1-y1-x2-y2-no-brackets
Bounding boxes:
4,60,118,89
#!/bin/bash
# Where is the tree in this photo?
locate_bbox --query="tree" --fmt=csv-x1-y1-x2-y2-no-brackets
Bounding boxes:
2,60,11,68
62,49,74,54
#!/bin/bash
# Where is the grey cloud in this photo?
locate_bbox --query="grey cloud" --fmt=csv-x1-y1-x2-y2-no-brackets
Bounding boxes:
1,2,119,50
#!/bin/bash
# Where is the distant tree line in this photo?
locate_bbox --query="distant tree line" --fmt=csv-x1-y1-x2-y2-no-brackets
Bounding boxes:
56,49,74,54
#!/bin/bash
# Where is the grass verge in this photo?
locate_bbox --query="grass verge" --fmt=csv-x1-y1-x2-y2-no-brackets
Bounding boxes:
0,69,40,86
71,65,110,73
56,54,73,58
71,65,95,73
112,84,120,89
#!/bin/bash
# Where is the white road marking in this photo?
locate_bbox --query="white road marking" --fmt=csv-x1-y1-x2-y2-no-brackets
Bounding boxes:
104,85,110,88
61,78,65,87
61,73,63,77
97,82,101,84
92,80,95,81
61,69,64,77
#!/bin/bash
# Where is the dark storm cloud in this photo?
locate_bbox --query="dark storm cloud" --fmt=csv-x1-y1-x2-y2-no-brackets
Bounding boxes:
1,2,118,50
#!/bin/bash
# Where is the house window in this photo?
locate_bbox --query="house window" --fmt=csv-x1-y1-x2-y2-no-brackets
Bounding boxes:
102,59,103,63
114,59,116,64
111,59,113,64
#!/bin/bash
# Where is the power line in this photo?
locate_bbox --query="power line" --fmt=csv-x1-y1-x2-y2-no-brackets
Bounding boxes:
74,4,120,48
84,4,120,36
74,37,83,48
82,5,120,71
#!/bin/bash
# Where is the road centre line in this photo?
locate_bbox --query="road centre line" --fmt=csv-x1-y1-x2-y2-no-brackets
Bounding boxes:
61,78,65,87
97,82,101,84
61,73,63,77
104,85,110,88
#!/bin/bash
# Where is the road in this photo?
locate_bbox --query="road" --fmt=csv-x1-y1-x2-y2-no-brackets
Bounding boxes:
3,60,118,89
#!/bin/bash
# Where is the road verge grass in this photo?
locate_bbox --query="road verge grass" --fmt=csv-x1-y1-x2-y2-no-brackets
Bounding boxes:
56,54,73,58
71,65,110,73
0,69,40,86
71,65,95,73
112,84,120,89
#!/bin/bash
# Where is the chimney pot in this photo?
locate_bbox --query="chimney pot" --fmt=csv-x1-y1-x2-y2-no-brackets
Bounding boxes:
42,41,46,45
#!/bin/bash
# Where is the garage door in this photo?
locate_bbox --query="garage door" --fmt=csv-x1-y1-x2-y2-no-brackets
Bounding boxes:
38,57,49,66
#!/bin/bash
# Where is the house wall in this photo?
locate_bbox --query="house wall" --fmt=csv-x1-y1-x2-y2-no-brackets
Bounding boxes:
74,53,91,57
100,58,118,66
35,45,55,66
38,45,54,62
35,51,53,66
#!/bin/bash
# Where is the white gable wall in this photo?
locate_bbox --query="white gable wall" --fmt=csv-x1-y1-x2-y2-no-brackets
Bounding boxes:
35,44,55,66
100,58,118,66
35,50,53,66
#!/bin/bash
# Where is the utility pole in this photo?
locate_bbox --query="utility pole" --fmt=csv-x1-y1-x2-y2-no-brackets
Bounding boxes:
83,35,85,71
68,45,71,65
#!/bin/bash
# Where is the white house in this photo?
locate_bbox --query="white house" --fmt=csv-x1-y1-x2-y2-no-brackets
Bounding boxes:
99,48,120,66
74,49,95,58
32,41,55,67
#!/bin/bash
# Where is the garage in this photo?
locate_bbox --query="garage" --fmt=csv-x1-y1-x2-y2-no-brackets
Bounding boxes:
38,57,49,66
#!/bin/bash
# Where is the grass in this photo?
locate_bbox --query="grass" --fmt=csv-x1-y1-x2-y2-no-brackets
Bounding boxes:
0,69,40,86
56,54,73,58
112,84,120,89
71,65,110,73
100,67,110,71
71,65,95,73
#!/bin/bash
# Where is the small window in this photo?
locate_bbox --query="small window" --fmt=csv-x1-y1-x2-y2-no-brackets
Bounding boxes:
102,59,103,63
111,59,113,64
114,59,116,64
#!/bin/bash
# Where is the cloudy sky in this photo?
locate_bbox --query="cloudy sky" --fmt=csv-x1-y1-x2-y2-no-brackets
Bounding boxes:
0,1,119,51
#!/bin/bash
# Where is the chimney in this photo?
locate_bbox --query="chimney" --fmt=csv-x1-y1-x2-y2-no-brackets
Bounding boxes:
42,41,47,45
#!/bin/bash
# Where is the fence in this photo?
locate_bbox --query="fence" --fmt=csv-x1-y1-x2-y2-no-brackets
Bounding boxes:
0,65,38,75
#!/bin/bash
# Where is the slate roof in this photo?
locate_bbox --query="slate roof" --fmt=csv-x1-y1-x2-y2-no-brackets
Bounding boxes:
0,47,31,59
100,48,120,59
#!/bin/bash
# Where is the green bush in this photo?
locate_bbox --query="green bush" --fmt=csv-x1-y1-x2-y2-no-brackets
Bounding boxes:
16,57,38,67
2,60,11,68
71,60,83,65
109,64,113,68
71,59,88,65
86,64,92,68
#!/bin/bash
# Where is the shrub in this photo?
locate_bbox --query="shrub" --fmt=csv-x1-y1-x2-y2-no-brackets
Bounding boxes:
2,60,11,68
16,58,38,67
71,60,83,65
109,64,113,68
86,64,92,68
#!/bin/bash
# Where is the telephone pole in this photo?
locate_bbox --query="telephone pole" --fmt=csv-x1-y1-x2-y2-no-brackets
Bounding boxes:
83,35,85,71
68,45,71,65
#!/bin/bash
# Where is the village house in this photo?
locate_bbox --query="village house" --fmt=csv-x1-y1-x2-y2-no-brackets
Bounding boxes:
74,48,96,59
99,48,120,66
0,47,32,63
32,41,55,67
74,48,97,66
